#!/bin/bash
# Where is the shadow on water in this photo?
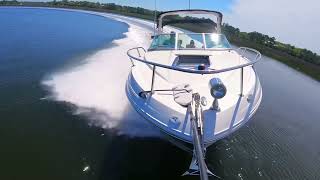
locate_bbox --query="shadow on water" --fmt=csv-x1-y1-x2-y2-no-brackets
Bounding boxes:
95,106,209,180
98,136,191,180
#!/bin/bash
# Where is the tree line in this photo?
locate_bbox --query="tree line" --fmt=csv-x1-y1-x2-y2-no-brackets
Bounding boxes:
1,0,319,79
223,24,320,65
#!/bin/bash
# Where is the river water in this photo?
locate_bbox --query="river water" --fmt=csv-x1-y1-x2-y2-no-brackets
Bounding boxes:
0,7,319,180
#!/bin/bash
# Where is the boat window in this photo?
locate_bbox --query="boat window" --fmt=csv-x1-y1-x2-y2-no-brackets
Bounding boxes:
149,34,176,49
205,34,231,49
177,34,204,49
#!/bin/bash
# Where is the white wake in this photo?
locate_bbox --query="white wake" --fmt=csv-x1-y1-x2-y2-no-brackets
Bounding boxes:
42,12,161,137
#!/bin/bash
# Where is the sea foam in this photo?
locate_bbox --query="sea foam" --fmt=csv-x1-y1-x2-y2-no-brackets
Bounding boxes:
42,13,161,137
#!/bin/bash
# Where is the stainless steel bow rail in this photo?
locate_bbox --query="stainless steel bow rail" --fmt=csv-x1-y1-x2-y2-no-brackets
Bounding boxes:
127,46,261,179
127,46,262,96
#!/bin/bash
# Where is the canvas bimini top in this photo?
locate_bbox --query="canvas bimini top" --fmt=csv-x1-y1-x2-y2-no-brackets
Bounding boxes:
156,10,223,33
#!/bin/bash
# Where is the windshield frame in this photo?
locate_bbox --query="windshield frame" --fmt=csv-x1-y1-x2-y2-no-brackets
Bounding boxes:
156,10,223,33
148,33,232,51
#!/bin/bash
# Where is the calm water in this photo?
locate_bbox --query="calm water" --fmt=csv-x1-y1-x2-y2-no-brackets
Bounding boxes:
1,7,320,180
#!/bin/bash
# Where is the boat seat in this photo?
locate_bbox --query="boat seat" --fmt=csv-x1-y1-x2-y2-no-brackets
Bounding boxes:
172,84,193,107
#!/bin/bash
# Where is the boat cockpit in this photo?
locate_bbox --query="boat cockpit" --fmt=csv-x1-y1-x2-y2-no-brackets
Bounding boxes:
149,33,232,51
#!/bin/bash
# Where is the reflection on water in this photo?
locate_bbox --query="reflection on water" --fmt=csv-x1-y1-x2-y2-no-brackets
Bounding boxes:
205,55,320,179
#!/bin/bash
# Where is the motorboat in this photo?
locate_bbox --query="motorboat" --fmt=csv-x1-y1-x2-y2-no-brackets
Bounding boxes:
126,10,262,179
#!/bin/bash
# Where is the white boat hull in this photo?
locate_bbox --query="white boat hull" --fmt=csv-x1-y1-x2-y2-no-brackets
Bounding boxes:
126,68,262,146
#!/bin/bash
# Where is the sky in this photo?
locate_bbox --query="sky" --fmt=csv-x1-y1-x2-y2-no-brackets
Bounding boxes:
90,0,320,54
226,0,320,54
103,0,234,12
24,0,319,53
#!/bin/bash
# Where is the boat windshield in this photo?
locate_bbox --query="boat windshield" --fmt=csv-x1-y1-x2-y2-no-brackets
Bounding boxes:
150,34,176,49
149,33,231,50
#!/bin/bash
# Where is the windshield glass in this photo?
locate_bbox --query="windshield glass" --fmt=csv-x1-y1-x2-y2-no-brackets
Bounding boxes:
149,33,176,49
205,34,231,49
149,33,231,50
178,34,204,49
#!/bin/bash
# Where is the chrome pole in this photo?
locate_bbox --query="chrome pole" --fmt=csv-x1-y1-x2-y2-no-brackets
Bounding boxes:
153,0,157,35
150,65,156,95
136,48,141,57
240,67,244,96
129,57,135,67
190,93,208,180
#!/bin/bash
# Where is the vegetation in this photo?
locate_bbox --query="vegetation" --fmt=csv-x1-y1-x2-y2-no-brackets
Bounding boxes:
223,24,320,80
1,0,319,80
